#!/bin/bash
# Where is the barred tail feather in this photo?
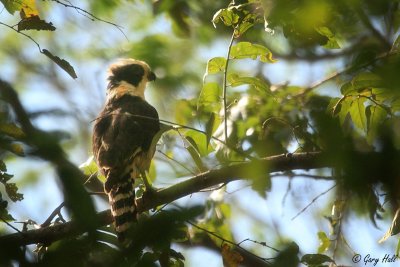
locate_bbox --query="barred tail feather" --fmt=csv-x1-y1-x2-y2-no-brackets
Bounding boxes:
108,178,137,243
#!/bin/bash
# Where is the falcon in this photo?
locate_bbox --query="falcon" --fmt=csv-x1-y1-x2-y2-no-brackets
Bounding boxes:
92,59,160,242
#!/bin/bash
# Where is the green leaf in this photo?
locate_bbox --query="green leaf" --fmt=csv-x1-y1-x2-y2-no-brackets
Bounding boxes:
212,8,240,27
301,254,335,266
175,99,194,125
42,49,78,79
243,161,271,199
338,98,351,126
205,57,226,75
197,82,222,113
79,156,99,175
205,112,220,147
1,0,23,14
349,97,367,132
372,87,399,103
227,73,270,92
229,42,276,63
327,97,341,116
317,232,330,253
0,160,6,172
392,98,400,112
0,123,25,139
18,16,56,31
341,72,382,95
5,183,23,201
184,136,207,172
392,34,400,53
250,173,271,199
147,160,157,185
185,129,213,157
366,105,387,143
230,42,276,63
0,199,15,221
315,27,340,49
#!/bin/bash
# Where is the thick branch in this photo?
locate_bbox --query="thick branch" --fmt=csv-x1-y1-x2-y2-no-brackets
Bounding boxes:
0,152,329,246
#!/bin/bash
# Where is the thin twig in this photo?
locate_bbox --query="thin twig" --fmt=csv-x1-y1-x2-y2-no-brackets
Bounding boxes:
222,31,236,142
0,22,43,53
237,238,279,253
157,150,196,175
299,50,396,96
188,221,271,263
291,184,337,220
49,0,128,40
0,216,22,233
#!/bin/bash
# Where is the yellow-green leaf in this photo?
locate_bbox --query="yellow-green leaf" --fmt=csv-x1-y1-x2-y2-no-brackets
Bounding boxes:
230,42,276,63
197,82,222,113
0,123,25,139
317,232,330,253
212,8,240,27
227,73,270,92
1,0,23,14
349,97,367,132
205,57,226,75
366,105,387,143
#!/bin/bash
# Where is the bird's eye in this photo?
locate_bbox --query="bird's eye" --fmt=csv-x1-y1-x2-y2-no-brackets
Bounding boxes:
148,71,156,81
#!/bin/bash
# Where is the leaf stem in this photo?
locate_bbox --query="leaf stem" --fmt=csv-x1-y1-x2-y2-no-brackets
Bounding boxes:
222,31,236,142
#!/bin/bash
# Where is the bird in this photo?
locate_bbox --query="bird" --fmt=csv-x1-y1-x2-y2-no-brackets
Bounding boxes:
92,58,160,243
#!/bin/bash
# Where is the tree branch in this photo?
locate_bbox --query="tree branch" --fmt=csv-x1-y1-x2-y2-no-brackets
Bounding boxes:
0,139,395,248
0,152,330,246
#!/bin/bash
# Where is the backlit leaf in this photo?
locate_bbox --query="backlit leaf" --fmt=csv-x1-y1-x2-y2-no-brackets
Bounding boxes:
185,129,213,157
0,123,25,139
1,0,22,14
212,8,240,27
315,26,340,49
205,57,226,75
349,97,367,132
19,0,39,18
338,99,351,126
205,112,220,147
197,82,221,113
230,42,276,63
341,72,382,95
184,135,207,172
317,232,330,253
366,105,387,143
227,73,270,92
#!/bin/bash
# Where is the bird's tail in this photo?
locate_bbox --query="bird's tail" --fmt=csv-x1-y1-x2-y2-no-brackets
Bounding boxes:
107,177,137,243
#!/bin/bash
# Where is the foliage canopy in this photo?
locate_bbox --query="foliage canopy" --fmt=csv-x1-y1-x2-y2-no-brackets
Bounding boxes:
1,0,400,266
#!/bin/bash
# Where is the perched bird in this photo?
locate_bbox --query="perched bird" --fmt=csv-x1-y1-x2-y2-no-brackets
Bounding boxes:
92,59,160,243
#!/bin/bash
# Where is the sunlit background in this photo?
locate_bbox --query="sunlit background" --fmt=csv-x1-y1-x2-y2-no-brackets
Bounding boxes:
1,1,399,266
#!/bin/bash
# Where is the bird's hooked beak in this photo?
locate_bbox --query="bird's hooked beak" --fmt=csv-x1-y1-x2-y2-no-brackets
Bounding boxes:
148,71,156,82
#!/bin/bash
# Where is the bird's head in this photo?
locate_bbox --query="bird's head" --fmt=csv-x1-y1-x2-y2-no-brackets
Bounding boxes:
106,58,156,99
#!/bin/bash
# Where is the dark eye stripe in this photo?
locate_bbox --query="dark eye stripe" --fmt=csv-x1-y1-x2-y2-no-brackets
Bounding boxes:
109,64,145,87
